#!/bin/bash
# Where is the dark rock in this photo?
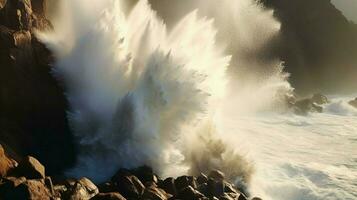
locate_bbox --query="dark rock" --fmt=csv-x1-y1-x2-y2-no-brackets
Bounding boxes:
111,169,145,199
91,192,127,200
219,193,235,200
293,98,323,115
237,193,248,200
62,177,99,200
158,177,176,195
207,179,224,197
311,93,329,105
196,183,208,196
0,0,76,176
0,178,52,200
132,165,159,184
0,176,27,197
176,186,205,200
208,170,225,182
349,98,357,108
196,173,208,185
175,176,197,192
0,144,17,178
251,198,263,200
261,0,357,94
31,0,47,16
14,156,45,179
98,182,117,193
224,182,237,194
142,182,172,200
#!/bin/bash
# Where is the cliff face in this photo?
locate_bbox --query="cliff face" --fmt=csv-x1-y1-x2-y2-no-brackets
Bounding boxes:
0,0,75,175
261,0,357,95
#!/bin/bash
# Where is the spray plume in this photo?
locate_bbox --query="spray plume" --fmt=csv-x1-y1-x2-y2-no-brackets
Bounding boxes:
39,0,292,193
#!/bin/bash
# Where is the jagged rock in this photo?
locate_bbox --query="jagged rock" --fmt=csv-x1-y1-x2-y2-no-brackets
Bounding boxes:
175,176,197,192
142,182,172,200
0,144,17,178
132,165,158,184
176,186,205,200
63,177,99,200
0,178,52,200
158,177,176,195
111,169,145,199
349,98,357,108
91,192,127,200
311,93,329,105
197,173,208,185
293,98,323,115
196,183,208,196
1,0,76,176
98,182,117,193
13,156,45,179
207,179,224,197
31,0,47,16
237,193,248,200
208,170,225,182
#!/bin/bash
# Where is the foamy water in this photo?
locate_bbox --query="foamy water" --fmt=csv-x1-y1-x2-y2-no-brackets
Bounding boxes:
39,0,357,199
218,97,357,200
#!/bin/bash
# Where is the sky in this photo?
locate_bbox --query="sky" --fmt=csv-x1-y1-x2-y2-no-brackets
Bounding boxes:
332,0,357,23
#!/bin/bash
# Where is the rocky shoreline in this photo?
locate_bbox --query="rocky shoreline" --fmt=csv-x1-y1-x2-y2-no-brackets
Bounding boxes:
0,145,261,200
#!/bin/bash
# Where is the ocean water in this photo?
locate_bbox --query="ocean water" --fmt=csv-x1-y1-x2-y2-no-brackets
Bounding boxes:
219,97,357,200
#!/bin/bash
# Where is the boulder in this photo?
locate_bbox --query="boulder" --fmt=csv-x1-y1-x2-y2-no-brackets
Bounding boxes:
91,192,127,200
293,98,323,115
0,178,52,200
158,177,176,195
175,176,197,192
208,170,225,182
31,0,47,16
176,186,205,200
142,182,172,200
207,179,224,197
111,169,145,199
0,144,17,178
14,156,45,179
132,165,159,184
311,93,329,105
349,98,357,108
196,173,208,185
63,177,99,200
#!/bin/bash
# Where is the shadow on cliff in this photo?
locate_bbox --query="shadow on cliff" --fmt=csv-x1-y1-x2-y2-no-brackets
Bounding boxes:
0,0,76,175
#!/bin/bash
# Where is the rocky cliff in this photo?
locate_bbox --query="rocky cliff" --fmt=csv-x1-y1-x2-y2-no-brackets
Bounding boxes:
261,0,357,94
0,0,76,175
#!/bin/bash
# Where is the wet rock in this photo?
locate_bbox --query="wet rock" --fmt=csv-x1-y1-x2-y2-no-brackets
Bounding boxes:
207,179,224,197
132,165,159,184
311,93,329,105
14,156,45,179
196,183,208,196
111,169,145,199
349,98,357,108
208,170,225,182
294,98,323,115
237,193,248,200
175,176,197,192
176,186,205,200
197,173,208,185
142,182,172,200
0,144,17,178
64,177,99,200
91,192,127,200
158,177,176,195
31,0,47,16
